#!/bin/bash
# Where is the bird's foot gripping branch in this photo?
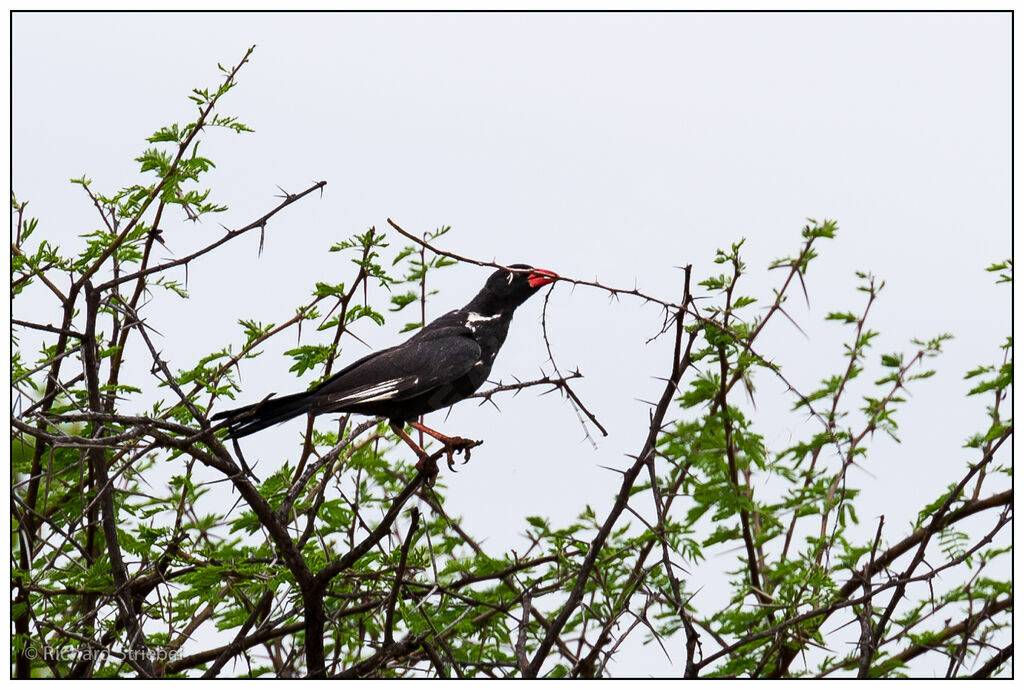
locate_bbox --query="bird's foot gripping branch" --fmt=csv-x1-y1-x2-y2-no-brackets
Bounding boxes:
390,421,482,473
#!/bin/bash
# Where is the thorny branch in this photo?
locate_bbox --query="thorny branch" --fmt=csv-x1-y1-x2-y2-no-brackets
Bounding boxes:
80,283,155,677
14,97,1011,683
387,217,678,310
694,500,1011,674
540,289,608,442
94,180,327,294
525,265,697,677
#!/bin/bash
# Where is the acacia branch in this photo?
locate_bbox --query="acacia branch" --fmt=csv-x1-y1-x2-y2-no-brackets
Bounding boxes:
201,591,274,679
469,371,584,404
313,462,433,591
95,179,327,293
81,283,155,677
970,643,1013,679
541,287,608,439
10,242,68,303
78,47,255,290
525,266,695,678
718,343,768,609
697,496,1012,674
384,508,421,645
867,429,1011,654
884,596,1010,674
280,417,382,518
386,217,677,310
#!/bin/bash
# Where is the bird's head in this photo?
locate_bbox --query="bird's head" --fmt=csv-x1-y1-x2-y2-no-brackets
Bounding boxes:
470,264,559,314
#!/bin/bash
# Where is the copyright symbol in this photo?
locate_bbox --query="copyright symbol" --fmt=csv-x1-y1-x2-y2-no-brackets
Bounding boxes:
24,646,38,659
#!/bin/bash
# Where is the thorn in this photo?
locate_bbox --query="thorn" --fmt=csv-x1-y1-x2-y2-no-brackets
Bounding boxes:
777,306,808,338
797,271,810,309
345,328,372,350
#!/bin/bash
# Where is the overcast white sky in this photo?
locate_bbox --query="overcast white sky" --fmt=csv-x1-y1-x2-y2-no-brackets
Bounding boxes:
11,11,1012,677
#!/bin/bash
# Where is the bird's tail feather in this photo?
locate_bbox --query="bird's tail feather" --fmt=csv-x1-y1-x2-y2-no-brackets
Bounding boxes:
211,391,314,438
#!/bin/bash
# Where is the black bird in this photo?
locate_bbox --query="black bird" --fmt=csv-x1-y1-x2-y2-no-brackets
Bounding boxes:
212,264,559,467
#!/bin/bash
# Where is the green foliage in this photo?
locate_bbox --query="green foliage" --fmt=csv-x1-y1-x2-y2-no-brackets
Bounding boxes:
285,344,337,377
11,52,1010,681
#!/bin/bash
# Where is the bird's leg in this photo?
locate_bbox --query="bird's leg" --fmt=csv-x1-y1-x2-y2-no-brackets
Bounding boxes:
390,423,438,475
409,421,481,470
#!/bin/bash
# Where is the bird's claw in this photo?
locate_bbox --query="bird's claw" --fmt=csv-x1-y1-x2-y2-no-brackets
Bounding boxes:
411,436,482,476
443,436,480,471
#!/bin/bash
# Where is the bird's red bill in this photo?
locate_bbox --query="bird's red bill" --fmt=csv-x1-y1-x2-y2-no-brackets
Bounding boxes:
527,269,559,288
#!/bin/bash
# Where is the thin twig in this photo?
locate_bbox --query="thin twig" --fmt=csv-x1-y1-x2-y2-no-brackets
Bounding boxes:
540,288,607,441
386,217,677,309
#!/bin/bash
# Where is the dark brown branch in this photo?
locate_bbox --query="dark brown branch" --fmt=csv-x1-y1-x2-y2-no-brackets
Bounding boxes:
334,635,427,679
296,432,381,550
384,508,420,645
541,287,608,439
515,589,534,675
571,562,660,678
839,487,1011,604
11,318,84,339
81,282,155,677
313,462,435,590
856,516,885,678
140,427,322,676
646,459,702,679
778,279,879,566
18,289,86,679
697,500,1012,674
281,417,382,518
95,179,327,293
200,590,274,678
884,596,1011,673
166,621,305,674
970,643,1013,679
867,431,1011,653
10,242,68,302
718,344,768,610
414,463,581,666
525,265,695,678
294,227,378,481
387,217,677,310
468,372,586,414
77,47,255,291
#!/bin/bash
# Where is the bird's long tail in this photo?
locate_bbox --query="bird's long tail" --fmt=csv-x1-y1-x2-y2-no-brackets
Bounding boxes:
211,391,316,439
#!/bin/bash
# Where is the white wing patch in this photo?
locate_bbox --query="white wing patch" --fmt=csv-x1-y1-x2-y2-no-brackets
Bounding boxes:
466,312,501,333
327,377,418,405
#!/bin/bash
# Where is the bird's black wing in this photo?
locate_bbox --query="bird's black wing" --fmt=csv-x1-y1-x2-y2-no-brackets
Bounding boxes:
307,327,482,412
212,327,482,437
